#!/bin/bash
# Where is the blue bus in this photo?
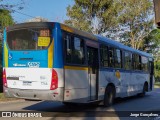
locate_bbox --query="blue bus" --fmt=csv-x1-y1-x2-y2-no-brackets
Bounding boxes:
3,22,154,106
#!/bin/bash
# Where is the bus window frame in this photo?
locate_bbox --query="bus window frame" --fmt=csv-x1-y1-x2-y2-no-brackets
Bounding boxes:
99,42,125,70
100,44,109,68
114,48,122,69
62,30,93,67
6,27,53,51
123,50,132,70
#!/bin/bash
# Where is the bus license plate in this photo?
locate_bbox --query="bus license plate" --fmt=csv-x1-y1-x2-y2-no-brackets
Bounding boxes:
23,81,32,86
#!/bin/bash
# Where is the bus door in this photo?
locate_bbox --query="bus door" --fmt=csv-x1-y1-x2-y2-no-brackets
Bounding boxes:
87,46,99,101
149,61,154,90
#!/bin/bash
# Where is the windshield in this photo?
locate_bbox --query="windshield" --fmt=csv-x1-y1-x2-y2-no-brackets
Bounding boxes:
7,28,51,50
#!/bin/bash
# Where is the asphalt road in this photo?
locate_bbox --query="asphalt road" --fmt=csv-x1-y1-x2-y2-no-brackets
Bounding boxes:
0,88,160,120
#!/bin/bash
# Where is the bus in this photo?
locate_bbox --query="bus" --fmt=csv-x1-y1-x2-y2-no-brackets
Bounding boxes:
3,22,154,106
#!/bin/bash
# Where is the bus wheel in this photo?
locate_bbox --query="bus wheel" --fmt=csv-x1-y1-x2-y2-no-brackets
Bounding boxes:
104,86,115,107
139,83,148,97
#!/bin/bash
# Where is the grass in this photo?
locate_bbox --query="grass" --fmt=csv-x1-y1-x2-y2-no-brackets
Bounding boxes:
154,82,160,88
0,93,19,102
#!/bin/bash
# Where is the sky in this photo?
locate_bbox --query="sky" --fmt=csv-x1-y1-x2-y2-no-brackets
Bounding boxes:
1,0,74,23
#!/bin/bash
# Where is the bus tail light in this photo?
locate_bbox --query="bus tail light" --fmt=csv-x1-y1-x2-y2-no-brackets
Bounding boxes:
50,69,58,90
3,69,7,87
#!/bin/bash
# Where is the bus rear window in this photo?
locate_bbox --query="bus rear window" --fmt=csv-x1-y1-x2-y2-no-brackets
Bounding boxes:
7,28,51,50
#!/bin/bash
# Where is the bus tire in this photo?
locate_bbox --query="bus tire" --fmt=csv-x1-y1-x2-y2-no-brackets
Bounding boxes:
139,83,148,97
104,86,115,107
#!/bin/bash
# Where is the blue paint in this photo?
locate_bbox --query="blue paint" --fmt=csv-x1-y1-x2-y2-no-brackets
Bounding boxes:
53,23,63,68
8,50,48,68
2,28,6,67
9,60,48,68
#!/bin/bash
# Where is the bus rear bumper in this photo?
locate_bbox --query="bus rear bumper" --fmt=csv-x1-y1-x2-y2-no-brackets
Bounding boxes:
3,87,64,102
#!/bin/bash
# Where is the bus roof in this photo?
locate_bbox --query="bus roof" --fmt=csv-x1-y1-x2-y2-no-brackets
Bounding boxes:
60,23,98,41
96,35,153,58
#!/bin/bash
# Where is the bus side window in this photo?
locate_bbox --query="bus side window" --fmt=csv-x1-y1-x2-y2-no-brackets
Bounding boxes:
124,51,132,70
114,49,122,68
72,37,85,64
108,47,114,67
132,54,136,70
141,56,149,72
132,54,141,70
100,45,109,67
64,33,72,63
64,32,85,65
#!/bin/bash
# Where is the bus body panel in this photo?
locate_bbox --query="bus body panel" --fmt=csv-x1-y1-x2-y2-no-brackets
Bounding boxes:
99,69,150,98
54,68,64,88
4,87,64,101
4,67,64,101
130,72,150,92
63,66,89,103
99,69,128,98
5,68,52,89
8,50,48,68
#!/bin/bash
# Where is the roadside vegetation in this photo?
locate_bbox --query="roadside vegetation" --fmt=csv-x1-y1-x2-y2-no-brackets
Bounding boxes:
0,93,19,101
154,82,160,88
155,60,160,86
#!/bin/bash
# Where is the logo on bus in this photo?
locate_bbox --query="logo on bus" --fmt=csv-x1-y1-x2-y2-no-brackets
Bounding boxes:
9,53,12,59
115,70,121,80
28,62,40,68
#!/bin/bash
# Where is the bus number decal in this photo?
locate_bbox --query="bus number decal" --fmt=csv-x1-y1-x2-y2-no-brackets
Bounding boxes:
28,62,40,68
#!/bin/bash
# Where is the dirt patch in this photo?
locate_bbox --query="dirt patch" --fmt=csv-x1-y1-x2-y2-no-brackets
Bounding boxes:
0,93,21,102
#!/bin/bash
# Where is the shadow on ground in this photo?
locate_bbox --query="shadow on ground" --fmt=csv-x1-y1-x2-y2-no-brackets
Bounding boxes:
22,93,152,118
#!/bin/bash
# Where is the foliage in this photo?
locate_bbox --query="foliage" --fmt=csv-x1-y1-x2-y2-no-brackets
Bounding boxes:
0,9,14,30
65,0,154,50
65,0,120,34
155,60,160,83
117,0,153,49
65,4,92,33
143,29,160,54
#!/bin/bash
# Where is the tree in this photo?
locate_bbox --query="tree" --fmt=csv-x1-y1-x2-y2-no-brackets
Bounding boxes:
155,60,160,83
0,0,26,31
65,0,154,50
65,4,92,33
0,9,14,31
143,29,160,54
118,0,153,49
65,0,120,34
